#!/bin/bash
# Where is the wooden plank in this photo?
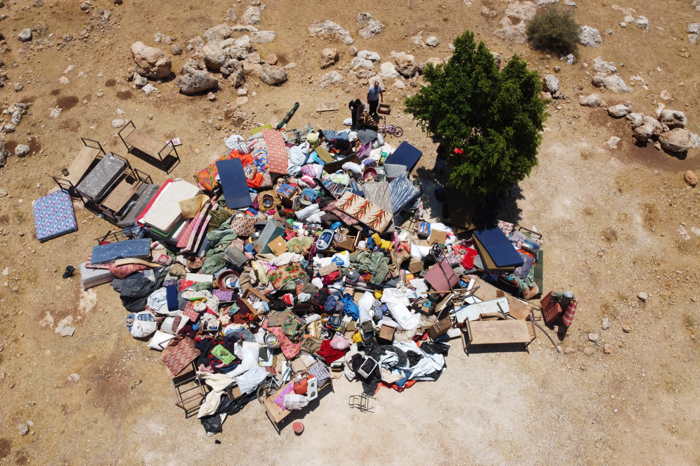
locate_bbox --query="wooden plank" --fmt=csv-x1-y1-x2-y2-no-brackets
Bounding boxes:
467,320,532,345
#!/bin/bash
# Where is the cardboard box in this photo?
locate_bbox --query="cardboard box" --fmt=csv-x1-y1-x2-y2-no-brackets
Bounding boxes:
428,317,453,339
378,324,396,342
429,229,447,245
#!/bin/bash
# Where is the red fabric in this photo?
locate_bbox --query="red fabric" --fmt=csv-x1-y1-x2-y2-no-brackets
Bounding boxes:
316,339,347,364
263,320,302,359
460,247,479,269
561,300,577,327
322,271,341,285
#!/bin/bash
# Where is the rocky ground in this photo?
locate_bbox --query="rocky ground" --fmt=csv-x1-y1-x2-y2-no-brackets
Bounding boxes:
0,0,699,464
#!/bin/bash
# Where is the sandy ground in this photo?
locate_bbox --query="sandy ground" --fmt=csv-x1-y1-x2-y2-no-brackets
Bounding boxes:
0,0,699,464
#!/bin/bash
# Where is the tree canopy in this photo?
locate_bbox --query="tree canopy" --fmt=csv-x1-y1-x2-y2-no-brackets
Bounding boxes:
405,31,546,202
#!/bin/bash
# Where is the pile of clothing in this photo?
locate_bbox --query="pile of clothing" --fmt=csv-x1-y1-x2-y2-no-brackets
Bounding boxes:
76,118,544,434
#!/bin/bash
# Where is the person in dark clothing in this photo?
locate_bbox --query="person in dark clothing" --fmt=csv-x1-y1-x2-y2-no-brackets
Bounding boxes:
348,99,364,130
367,81,384,119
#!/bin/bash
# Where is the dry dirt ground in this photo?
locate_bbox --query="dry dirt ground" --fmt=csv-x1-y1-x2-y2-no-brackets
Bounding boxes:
0,0,699,464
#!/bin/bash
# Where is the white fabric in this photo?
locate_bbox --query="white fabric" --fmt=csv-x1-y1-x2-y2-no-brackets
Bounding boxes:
148,330,174,350
410,243,432,259
229,341,260,377
234,364,268,394
394,340,445,379
139,179,200,231
381,288,420,330
284,393,309,410
358,291,376,322
198,390,223,418
454,297,510,323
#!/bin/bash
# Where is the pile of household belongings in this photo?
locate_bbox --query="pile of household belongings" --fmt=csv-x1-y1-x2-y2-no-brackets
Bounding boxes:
78,122,544,434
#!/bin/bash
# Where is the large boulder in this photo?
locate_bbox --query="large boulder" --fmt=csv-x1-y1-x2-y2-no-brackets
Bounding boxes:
357,12,384,39
607,104,631,118
203,24,234,42
592,73,631,93
592,56,617,74
657,109,687,129
241,6,262,25
202,41,228,72
494,1,536,43
357,50,381,62
131,41,172,79
319,71,343,88
391,51,418,78
222,59,245,86
308,20,354,45
659,128,697,154
543,74,560,94
579,93,603,107
251,30,276,44
258,64,287,86
177,69,218,95
633,116,664,144
379,62,399,79
579,26,602,47
320,48,339,68
627,112,645,127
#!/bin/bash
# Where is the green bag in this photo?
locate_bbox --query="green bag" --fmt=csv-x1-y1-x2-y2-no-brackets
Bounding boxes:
211,344,236,365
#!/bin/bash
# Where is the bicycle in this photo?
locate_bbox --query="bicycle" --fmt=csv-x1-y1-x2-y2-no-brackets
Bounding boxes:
378,121,404,137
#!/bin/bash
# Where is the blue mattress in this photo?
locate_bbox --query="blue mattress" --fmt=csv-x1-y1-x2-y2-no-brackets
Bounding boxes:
389,175,420,214
91,238,151,264
474,228,523,268
384,142,422,172
33,190,78,242
216,159,251,209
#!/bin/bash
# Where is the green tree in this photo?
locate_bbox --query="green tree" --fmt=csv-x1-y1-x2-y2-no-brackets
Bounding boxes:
405,31,546,203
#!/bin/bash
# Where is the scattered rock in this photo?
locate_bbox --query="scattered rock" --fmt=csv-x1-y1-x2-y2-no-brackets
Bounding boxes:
80,1,91,11
494,1,537,44
543,74,560,94
133,73,147,88
622,324,632,333
606,136,621,150
357,50,381,62
425,35,440,47
603,343,613,354
236,96,249,106
660,89,672,101
67,373,80,383
207,92,216,101
203,24,234,42
658,109,687,129
142,83,157,95
356,12,384,39
319,70,343,88
18,28,32,42
55,317,76,337
320,48,339,69
579,93,603,107
601,317,611,330
49,107,62,119
241,6,262,25
626,112,644,127
177,68,218,95
393,79,406,89
308,20,354,45
14,83,23,92
258,64,287,85
592,73,631,93
130,41,172,80
18,423,30,436
251,30,276,44
588,332,600,342
659,128,696,154
637,292,649,302
634,16,649,30
592,56,617,74
607,103,631,118
688,23,700,44
579,25,602,47
14,144,30,157
390,51,418,78
583,346,595,356
633,116,664,144
379,62,399,79
112,118,126,128
481,6,498,18
563,346,577,354
684,170,698,187
264,53,277,65
237,88,248,96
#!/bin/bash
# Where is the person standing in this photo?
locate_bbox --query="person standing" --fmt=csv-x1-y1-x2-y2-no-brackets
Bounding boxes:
348,98,364,130
367,81,384,119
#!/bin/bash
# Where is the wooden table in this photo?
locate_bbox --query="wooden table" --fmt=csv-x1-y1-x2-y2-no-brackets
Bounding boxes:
464,318,535,354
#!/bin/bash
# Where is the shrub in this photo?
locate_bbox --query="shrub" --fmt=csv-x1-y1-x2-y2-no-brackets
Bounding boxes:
526,6,579,56
405,31,546,203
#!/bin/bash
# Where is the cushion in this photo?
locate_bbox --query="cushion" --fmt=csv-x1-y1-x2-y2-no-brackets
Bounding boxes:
32,190,78,242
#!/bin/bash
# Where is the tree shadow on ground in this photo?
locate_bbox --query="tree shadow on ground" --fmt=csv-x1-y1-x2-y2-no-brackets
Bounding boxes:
415,164,524,230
